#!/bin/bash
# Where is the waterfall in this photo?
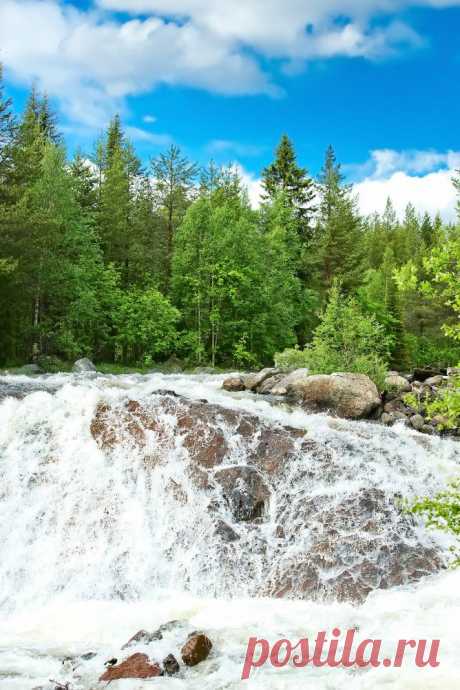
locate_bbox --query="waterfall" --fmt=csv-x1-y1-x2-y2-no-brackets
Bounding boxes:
0,372,459,689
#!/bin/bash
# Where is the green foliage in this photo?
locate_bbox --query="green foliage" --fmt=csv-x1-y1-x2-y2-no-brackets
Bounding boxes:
261,134,316,241
304,283,389,389
1,70,460,376
423,231,460,342
113,287,179,364
425,376,460,429
314,146,364,294
410,480,460,567
274,346,310,369
172,191,300,367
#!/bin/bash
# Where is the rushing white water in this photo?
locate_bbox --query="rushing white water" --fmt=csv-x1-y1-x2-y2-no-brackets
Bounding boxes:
0,372,459,689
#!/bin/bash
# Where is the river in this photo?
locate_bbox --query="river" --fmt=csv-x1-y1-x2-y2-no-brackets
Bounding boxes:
0,372,459,689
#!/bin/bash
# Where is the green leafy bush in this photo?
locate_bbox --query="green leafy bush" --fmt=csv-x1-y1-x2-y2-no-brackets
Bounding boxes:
113,287,179,363
276,283,390,389
425,375,460,429
274,346,310,369
410,479,460,567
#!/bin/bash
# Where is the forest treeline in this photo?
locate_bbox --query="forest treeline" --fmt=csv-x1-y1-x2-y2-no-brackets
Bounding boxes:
1,65,459,371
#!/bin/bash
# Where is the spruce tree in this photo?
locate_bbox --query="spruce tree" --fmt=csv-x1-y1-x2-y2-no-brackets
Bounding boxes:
262,134,316,241
0,64,14,154
316,146,363,294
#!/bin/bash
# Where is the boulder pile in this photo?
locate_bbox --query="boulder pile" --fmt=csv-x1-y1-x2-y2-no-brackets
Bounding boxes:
222,366,460,435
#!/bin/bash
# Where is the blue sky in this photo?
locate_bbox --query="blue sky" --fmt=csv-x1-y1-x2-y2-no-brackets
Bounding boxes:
1,0,459,218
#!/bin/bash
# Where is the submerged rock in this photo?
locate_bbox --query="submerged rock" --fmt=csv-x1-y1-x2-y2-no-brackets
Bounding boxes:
214,519,240,542
163,653,180,675
99,653,161,681
181,632,213,666
214,466,269,521
89,392,444,603
72,358,96,373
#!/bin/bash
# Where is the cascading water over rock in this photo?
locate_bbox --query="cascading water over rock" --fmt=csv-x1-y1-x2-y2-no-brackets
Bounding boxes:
0,372,459,690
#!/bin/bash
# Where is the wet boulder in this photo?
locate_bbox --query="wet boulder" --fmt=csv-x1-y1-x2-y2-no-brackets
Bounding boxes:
213,466,270,521
181,632,213,667
270,368,310,396
287,372,381,419
163,653,180,676
99,653,161,681
243,367,280,391
72,358,96,373
222,376,246,392
257,373,286,395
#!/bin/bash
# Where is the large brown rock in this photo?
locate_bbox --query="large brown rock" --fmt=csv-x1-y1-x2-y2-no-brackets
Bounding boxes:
243,367,280,391
384,373,411,393
287,372,381,419
89,391,444,604
213,466,270,521
256,373,286,395
181,633,213,667
264,488,443,603
99,653,161,681
222,376,245,392
270,368,310,396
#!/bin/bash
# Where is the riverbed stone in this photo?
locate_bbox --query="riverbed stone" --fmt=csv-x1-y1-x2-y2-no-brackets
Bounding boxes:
409,414,425,431
72,358,96,373
222,376,245,392
243,367,280,391
99,653,161,681
384,373,411,392
181,633,212,667
287,372,381,419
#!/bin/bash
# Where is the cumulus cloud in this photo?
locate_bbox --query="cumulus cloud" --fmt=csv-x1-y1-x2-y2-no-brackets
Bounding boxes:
352,149,460,221
1,0,459,127
348,148,460,179
233,164,264,209
355,169,458,221
0,0,273,126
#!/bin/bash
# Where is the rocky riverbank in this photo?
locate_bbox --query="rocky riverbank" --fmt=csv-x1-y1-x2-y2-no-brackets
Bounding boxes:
223,366,460,436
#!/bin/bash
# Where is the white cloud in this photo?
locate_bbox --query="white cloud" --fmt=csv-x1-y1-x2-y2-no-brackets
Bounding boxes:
233,164,264,209
356,169,458,221
348,148,460,179
0,0,273,127
351,148,460,221
143,115,156,124
2,1,459,127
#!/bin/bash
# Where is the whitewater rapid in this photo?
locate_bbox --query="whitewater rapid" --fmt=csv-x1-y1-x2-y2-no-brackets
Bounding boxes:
0,372,459,689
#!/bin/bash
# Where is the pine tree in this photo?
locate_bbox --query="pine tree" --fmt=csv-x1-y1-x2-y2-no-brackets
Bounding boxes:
70,151,98,212
96,116,141,285
0,64,14,154
151,145,198,287
0,64,15,204
316,146,363,294
262,134,316,241
38,93,61,144
453,169,460,220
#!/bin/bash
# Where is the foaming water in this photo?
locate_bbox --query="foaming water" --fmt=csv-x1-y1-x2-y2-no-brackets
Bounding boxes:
0,372,459,689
